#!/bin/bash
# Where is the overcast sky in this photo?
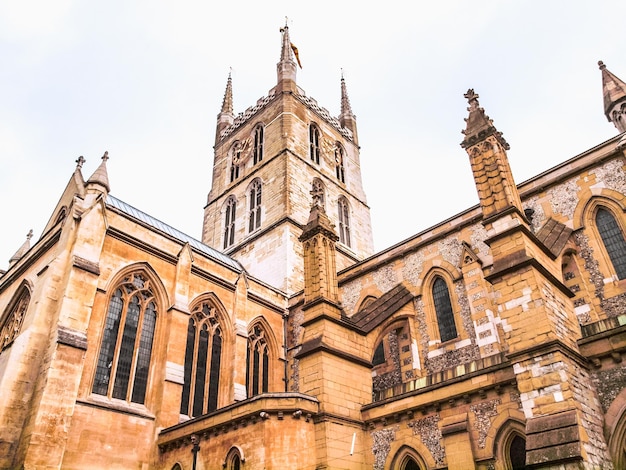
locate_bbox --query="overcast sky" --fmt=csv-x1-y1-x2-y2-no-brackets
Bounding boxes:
1,1,624,270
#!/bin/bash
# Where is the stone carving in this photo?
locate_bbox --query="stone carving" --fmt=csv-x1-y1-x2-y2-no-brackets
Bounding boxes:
439,236,463,267
408,415,444,467
470,398,501,448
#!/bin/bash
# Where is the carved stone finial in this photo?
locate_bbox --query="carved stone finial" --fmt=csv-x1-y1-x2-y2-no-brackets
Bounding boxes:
102,151,109,162
75,156,85,169
26,229,33,240
464,89,480,111
598,60,606,70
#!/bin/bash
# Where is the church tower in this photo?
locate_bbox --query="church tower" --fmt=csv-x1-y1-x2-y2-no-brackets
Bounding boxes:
201,24,374,294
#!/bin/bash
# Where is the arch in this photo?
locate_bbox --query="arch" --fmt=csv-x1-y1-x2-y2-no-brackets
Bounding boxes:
101,262,170,309
604,386,626,468
337,196,351,247
420,267,461,344
386,443,431,470
245,316,280,397
334,142,346,183
223,196,237,249
170,463,182,470
92,266,166,405
247,178,262,233
596,207,626,279
55,206,68,225
309,123,321,164
572,192,626,231
358,295,377,311
223,445,246,469
493,419,527,470
252,123,264,165
181,293,233,416
0,280,32,351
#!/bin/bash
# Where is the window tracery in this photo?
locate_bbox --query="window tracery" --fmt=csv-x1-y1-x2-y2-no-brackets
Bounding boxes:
0,287,30,351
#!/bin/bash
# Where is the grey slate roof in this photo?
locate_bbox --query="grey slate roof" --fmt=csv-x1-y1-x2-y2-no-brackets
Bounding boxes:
106,195,243,272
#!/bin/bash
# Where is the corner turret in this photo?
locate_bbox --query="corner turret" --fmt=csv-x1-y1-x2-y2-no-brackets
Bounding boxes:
339,73,358,146
276,22,298,93
215,71,235,144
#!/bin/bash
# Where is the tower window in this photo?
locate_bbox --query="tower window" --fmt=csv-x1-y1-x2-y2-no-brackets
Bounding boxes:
432,276,457,342
338,197,351,247
93,272,157,405
246,324,269,397
309,124,320,164
248,179,262,232
223,197,237,249
253,125,264,165
335,143,345,183
230,142,242,182
596,207,626,279
180,301,223,417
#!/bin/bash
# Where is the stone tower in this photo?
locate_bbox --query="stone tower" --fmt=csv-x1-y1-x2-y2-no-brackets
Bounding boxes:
201,24,374,294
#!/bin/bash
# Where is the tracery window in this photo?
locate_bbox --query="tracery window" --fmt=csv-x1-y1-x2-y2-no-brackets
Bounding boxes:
248,179,262,232
309,124,320,164
335,143,345,183
93,272,157,404
337,197,351,247
253,125,264,165
223,197,237,249
596,207,626,280
0,287,30,351
246,324,269,397
180,301,223,417
432,276,457,342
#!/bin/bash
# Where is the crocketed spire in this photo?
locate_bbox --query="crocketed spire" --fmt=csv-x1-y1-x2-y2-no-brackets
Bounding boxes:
339,71,358,146
276,20,297,90
460,89,509,150
599,60,626,133
221,70,234,115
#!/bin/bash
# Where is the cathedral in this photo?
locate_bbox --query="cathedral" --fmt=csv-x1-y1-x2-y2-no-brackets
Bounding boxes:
2,24,626,470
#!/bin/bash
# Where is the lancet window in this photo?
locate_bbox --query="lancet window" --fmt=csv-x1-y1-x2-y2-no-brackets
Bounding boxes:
596,207,626,280
248,179,262,232
432,276,457,342
253,125,264,165
246,324,269,397
309,124,320,164
223,196,237,249
337,196,351,247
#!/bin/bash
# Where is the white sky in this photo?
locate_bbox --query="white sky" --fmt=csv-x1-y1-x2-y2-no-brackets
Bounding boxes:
1,1,624,270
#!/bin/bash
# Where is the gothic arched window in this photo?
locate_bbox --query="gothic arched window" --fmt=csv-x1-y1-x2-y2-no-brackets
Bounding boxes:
0,286,30,351
248,179,262,233
432,276,457,342
596,207,626,280
180,301,223,417
93,272,157,404
338,197,351,247
230,142,242,182
253,125,264,165
309,124,320,164
246,324,269,397
335,143,345,183
223,197,237,249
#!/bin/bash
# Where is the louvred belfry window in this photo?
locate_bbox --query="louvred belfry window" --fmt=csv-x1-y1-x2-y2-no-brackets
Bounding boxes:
309,124,320,164
253,125,264,164
338,197,351,247
93,272,157,404
248,179,262,232
180,301,222,417
223,197,237,249
335,143,345,183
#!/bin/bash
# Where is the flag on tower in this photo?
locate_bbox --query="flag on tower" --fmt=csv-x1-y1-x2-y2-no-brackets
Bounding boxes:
291,43,302,68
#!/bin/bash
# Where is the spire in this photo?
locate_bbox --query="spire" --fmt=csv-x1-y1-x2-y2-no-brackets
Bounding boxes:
215,71,235,143
339,71,359,146
276,20,297,91
460,89,509,150
221,70,234,115
9,229,33,267
599,60,626,133
86,151,110,193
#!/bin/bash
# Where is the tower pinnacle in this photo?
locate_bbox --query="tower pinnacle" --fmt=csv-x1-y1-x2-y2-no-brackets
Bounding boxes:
599,60,626,133
339,72,358,146
276,22,297,91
